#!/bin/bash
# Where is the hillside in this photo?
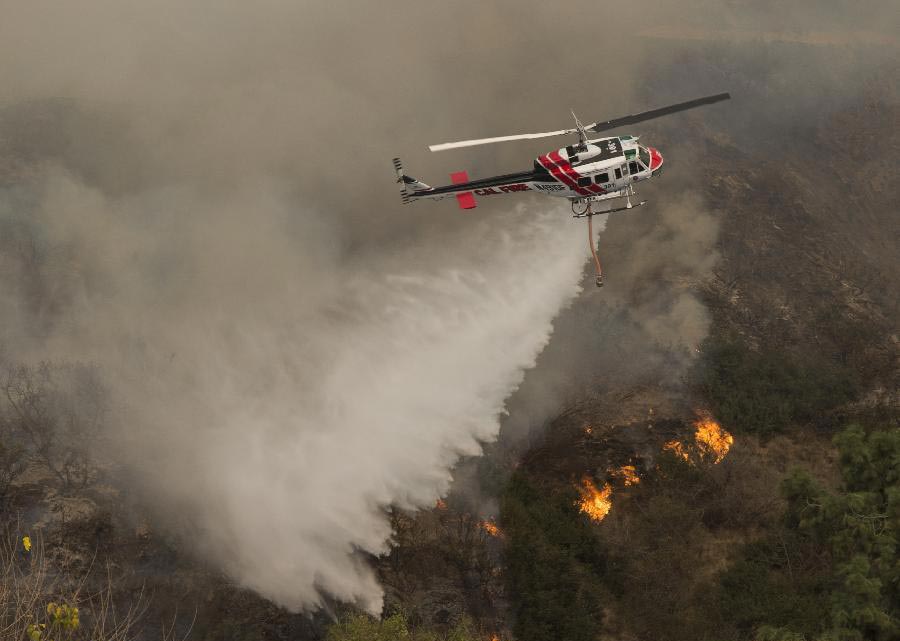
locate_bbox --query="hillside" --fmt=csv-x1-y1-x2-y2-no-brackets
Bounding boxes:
1,45,898,641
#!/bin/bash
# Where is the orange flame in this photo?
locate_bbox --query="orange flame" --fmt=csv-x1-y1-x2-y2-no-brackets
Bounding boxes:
480,519,502,538
693,411,733,463
613,464,641,486
577,477,613,522
663,440,690,461
584,425,593,435
435,498,448,510
489,636,500,641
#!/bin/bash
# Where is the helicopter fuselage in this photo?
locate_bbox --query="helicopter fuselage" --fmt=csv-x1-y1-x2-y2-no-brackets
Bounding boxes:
399,135,663,208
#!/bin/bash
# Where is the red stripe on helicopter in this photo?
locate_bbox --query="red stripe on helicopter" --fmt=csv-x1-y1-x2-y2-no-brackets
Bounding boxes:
538,154,590,196
548,151,605,195
539,154,583,193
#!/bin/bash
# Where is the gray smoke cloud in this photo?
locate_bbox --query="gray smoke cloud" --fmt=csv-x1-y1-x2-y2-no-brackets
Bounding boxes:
1,0,896,614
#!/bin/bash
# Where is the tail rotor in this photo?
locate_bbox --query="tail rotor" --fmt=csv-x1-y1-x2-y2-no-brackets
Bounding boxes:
393,157,410,204
393,157,432,204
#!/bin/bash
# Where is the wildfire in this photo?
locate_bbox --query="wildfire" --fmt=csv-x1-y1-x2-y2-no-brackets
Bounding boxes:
577,477,613,522
612,464,641,486
480,519,502,538
663,440,690,461
661,412,734,465
435,498,448,510
693,411,733,463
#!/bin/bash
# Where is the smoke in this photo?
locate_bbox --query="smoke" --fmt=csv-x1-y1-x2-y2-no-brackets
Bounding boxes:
3,156,588,612
1,0,896,615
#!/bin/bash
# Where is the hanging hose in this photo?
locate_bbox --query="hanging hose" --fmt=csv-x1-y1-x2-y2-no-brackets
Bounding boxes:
587,206,603,287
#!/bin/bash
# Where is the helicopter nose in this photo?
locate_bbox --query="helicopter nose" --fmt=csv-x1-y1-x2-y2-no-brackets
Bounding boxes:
648,147,664,172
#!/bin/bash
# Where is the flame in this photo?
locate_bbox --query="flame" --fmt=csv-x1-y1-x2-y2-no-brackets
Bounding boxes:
490,636,500,641
660,413,733,466
435,498,447,510
584,426,593,435
663,440,690,461
693,411,733,463
577,477,613,522
480,519,502,538
613,464,641,486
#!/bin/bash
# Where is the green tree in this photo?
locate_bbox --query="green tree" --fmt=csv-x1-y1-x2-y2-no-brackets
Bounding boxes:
500,473,605,641
724,425,899,641
812,426,898,641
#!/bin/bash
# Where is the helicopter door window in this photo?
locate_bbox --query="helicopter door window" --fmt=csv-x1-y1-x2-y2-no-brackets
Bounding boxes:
577,177,591,187
595,172,609,184
614,168,622,180
629,161,640,175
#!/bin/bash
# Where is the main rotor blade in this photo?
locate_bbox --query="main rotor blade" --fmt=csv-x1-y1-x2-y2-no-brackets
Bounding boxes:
587,92,731,133
429,128,577,152
428,92,730,152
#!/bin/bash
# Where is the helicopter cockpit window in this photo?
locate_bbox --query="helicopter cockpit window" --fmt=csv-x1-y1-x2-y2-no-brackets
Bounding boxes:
639,146,651,167
629,161,641,175
614,168,622,180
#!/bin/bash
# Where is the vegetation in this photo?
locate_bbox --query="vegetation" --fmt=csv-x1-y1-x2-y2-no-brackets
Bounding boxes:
496,421,898,641
500,473,608,641
326,613,482,641
696,337,858,437
1,528,154,641
0,437,26,501
2,362,106,490
719,424,900,640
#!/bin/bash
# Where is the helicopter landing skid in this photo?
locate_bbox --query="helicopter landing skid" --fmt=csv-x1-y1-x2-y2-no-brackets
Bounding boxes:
571,200,647,218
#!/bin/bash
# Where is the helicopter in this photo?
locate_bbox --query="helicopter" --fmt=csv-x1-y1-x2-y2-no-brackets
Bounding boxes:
392,92,730,286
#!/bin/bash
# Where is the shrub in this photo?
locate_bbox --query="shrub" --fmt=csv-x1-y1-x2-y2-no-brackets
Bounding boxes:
696,338,858,436
325,613,481,641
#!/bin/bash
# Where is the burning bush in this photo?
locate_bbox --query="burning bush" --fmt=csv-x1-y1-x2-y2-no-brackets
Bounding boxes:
577,477,614,523
693,412,733,463
612,465,641,486
663,440,690,462
479,519,502,538
662,412,734,466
